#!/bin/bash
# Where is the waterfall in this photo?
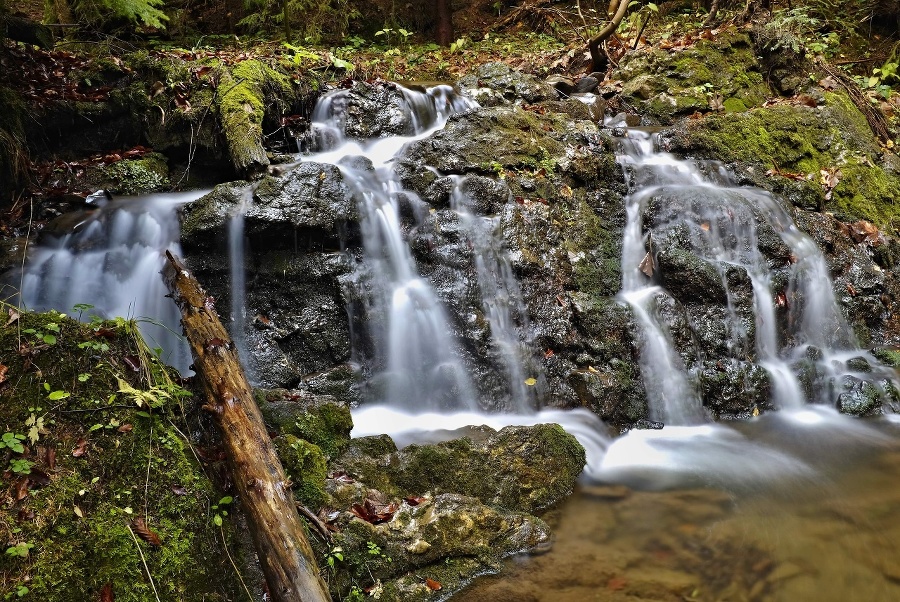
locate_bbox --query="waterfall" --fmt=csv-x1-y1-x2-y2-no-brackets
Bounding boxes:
304,84,520,412
14,191,203,371
615,126,899,422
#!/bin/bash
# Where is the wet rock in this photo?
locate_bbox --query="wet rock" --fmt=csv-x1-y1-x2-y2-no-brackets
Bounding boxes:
545,74,575,95
576,76,600,94
180,181,250,249
404,106,567,174
327,81,430,139
457,62,557,105
335,423,585,514
249,162,356,241
699,359,772,417
837,375,885,416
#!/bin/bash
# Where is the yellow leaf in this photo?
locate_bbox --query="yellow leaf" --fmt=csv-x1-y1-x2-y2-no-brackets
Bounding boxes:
524,377,537,386
73,505,84,518
752,407,759,417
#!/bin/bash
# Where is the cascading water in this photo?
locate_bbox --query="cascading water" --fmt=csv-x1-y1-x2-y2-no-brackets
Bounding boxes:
13,192,202,372
299,84,545,414
615,126,900,423
304,85,483,412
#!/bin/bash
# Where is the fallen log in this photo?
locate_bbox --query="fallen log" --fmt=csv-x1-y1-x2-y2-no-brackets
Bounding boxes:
162,250,331,602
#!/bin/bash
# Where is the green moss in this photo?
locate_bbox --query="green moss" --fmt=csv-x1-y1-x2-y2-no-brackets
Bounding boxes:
0,308,245,601
723,97,748,112
617,31,769,123
291,403,353,459
275,435,329,509
672,92,900,229
99,153,170,194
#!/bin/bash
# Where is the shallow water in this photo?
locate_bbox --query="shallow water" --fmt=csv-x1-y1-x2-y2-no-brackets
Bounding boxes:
453,416,900,602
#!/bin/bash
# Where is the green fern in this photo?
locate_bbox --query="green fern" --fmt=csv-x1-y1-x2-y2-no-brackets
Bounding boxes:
74,0,169,29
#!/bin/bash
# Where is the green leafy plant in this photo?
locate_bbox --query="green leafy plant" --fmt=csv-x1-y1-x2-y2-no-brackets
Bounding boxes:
68,0,169,29
5,542,34,558
0,432,25,453
22,321,59,345
211,496,233,527
8,458,34,475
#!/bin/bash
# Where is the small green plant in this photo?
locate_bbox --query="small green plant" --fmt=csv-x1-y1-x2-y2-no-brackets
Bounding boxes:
325,545,344,570
22,321,59,345
449,37,468,53
366,541,391,563
283,42,321,67
0,432,25,453
5,542,34,558
375,27,412,46
8,458,34,475
211,496,233,527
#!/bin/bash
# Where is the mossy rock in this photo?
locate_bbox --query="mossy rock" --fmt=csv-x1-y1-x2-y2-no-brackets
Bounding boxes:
403,105,568,175
667,92,900,230
256,388,353,459
94,153,170,195
274,434,329,509
615,29,769,123
0,309,245,601
335,423,585,514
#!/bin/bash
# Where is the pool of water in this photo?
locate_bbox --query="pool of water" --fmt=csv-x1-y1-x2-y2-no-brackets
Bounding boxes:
454,417,900,602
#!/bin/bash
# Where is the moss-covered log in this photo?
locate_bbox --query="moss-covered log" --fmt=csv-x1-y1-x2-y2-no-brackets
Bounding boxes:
162,251,331,602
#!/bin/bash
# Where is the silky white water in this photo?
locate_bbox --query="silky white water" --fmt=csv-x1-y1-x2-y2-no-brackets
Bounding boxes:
16,191,204,371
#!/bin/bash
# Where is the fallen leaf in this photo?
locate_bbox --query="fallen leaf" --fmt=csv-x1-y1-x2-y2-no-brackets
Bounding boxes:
171,483,188,496
639,251,655,277
117,423,133,433
0,364,7,385
559,184,573,198
544,349,555,359
46,446,56,470
131,517,162,547
775,291,789,308
425,578,442,591
28,468,51,487
350,499,398,524
524,377,537,386
404,495,427,506
5,307,19,326
607,576,628,591
329,471,355,484
72,438,88,457
14,478,29,501
100,582,114,602
846,283,858,297
709,93,724,111
123,355,141,372
74,505,84,518
700,221,710,231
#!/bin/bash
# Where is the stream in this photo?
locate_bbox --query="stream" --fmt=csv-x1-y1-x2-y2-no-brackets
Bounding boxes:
11,82,900,601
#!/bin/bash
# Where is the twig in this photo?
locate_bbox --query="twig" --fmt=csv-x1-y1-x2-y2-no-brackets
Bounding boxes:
127,524,162,602
16,196,33,348
144,421,153,522
296,502,333,543
220,524,255,602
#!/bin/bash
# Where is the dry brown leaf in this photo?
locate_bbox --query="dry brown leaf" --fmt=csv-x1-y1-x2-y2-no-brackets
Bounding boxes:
72,438,88,457
0,364,7,385
100,582,114,602
131,517,163,547
639,251,655,277
5,307,19,326
425,578,442,591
